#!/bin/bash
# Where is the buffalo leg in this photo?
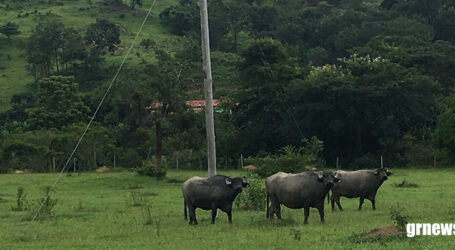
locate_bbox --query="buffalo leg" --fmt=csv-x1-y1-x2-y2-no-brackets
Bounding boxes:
304,206,310,224
189,206,197,225
358,197,364,210
226,204,233,224
227,211,232,224
336,200,343,211
211,207,217,224
370,199,376,210
318,208,325,223
331,197,335,211
275,204,282,219
268,205,274,218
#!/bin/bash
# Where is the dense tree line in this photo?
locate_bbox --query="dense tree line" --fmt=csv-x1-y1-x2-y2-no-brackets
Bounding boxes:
1,0,455,173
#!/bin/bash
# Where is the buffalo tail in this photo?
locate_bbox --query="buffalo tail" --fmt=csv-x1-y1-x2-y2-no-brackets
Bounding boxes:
266,193,269,218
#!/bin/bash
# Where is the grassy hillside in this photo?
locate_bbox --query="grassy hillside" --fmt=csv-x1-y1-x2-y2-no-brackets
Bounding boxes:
0,0,177,111
1,169,455,248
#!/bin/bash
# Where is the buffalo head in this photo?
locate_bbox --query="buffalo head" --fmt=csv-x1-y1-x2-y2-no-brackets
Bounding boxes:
317,171,340,188
225,176,249,193
375,168,393,181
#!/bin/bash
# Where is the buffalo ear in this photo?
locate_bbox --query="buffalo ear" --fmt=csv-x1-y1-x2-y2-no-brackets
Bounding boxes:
242,176,249,187
225,178,232,186
317,171,323,182
374,170,379,175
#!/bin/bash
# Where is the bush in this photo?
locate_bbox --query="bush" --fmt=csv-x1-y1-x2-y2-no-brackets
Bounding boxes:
248,140,324,177
234,173,266,210
390,206,410,231
136,159,167,179
11,187,29,211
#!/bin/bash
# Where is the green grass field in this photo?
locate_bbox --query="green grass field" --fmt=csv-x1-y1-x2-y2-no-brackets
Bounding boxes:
1,168,455,249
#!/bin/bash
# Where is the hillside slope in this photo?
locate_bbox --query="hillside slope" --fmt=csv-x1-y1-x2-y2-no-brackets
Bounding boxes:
0,0,177,111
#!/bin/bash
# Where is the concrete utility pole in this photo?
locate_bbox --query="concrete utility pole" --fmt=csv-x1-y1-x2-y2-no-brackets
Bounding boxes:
198,0,216,177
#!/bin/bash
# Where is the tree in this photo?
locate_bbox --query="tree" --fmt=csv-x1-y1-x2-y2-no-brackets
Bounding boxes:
130,0,143,10
26,20,64,80
293,55,441,167
128,39,202,173
0,22,20,40
85,19,121,53
26,76,89,130
61,28,87,71
434,96,455,155
159,1,199,36
234,38,298,155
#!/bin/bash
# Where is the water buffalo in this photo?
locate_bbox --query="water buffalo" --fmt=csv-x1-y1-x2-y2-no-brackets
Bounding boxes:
330,168,393,211
266,171,338,224
182,175,249,225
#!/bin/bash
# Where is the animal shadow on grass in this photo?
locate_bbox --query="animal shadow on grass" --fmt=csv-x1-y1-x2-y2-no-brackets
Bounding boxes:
124,184,144,190
394,178,418,188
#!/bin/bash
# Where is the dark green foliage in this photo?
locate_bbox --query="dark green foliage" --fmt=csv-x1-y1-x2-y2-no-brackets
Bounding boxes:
136,160,167,179
248,144,322,178
25,20,86,79
293,55,441,167
26,76,89,130
235,38,298,155
434,96,455,155
0,22,20,40
159,2,199,36
85,19,120,52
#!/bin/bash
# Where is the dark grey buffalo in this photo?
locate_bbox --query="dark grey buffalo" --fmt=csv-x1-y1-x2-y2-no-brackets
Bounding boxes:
182,175,249,225
266,171,338,224
330,168,393,211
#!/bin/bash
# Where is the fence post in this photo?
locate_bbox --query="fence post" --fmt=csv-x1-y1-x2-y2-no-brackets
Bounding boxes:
336,157,339,169
240,154,244,169
381,156,383,168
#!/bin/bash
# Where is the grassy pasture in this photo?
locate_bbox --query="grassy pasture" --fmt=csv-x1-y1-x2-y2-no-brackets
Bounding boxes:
1,169,455,249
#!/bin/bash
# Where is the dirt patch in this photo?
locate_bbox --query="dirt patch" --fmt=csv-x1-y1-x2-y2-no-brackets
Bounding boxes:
365,225,402,237
243,165,256,170
96,166,109,173
14,170,30,174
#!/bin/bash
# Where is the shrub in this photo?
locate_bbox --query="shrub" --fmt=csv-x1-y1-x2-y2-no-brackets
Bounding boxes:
390,206,410,231
136,159,167,179
11,187,29,211
37,186,57,218
248,139,324,177
234,173,266,210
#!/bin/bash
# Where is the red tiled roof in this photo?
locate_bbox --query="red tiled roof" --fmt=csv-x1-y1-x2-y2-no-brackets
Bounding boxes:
185,99,219,108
